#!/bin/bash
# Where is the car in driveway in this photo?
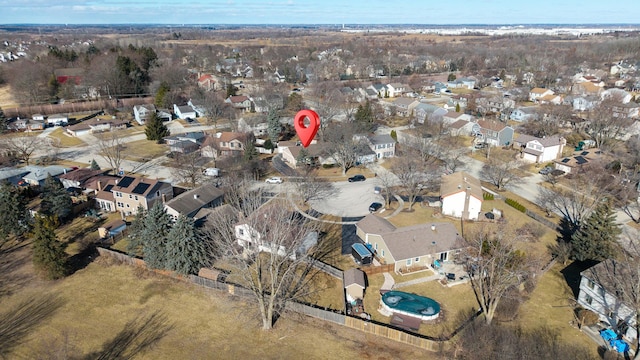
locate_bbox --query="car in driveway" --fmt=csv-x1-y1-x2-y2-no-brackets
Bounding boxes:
265,177,283,184
369,202,383,212
348,174,366,182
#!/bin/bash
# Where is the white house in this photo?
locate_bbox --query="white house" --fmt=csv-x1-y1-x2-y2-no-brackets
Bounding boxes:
367,134,396,159
386,83,409,97
514,134,566,164
510,107,538,122
173,104,196,120
133,104,157,125
46,114,68,126
440,171,483,221
578,259,638,342
529,88,554,102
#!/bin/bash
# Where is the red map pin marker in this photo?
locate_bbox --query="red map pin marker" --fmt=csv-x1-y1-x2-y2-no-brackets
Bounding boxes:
294,109,320,148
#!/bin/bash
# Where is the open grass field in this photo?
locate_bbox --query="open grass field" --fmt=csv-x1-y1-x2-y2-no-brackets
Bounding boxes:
0,84,17,108
1,253,429,359
47,127,87,147
122,139,168,161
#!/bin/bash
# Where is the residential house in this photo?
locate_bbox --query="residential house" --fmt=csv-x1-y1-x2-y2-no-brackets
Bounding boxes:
602,88,633,104
473,119,514,146
164,131,206,154
367,134,396,160
225,95,252,111
577,259,638,342
537,93,563,105
65,117,128,137
434,82,449,94
173,104,196,120
355,214,464,273
368,84,387,98
164,183,224,220
483,95,515,114
611,102,640,119
235,201,318,260
0,167,31,186
238,117,269,137
201,132,251,159
610,61,636,76
273,69,286,83
280,141,328,169
46,114,68,127
553,149,604,174
514,134,566,163
392,97,419,117
572,96,600,112
133,104,157,125
387,83,409,97
186,99,208,118
22,165,71,187
414,103,447,124
447,77,476,90
443,111,473,125
8,117,28,131
510,106,538,122
448,95,469,109
440,171,483,221
94,175,173,215
448,120,475,136
27,119,45,131
529,88,554,102
197,74,217,91
58,168,105,189
573,81,604,97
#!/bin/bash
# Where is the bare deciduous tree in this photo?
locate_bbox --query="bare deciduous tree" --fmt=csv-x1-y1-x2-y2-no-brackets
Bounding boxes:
480,156,522,191
169,152,205,188
324,123,363,175
463,225,535,325
293,168,339,204
95,131,126,173
204,186,326,330
392,156,433,210
0,134,45,165
586,96,635,150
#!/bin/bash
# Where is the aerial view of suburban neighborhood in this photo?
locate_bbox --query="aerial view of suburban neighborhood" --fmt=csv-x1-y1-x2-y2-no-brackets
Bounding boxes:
4,4,640,359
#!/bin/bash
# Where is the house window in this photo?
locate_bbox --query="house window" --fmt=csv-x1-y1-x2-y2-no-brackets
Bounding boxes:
126,204,130,208
374,243,378,250
134,196,138,201
406,259,412,266
115,192,122,197
585,294,593,305
415,257,420,262
129,194,132,199
587,279,595,289
238,229,244,236
381,250,385,257
117,202,124,208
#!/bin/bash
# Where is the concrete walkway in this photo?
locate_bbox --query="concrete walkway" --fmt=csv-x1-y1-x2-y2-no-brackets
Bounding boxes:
393,272,442,289
381,272,395,291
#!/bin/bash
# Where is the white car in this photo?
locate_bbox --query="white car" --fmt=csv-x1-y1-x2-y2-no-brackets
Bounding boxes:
265,177,283,184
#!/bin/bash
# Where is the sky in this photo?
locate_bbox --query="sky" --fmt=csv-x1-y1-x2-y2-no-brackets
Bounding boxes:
1,0,640,25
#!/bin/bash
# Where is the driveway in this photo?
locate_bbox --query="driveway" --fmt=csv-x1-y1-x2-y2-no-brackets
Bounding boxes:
309,178,385,217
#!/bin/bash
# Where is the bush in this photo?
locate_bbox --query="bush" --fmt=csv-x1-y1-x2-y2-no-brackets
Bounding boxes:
505,198,526,213
322,164,335,169
483,192,494,200
575,307,599,327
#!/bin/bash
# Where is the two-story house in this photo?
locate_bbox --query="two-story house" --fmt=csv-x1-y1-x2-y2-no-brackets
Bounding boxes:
201,132,251,159
133,104,156,125
164,183,224,220
514,134,566,164
173,104,197,120
225,95,252,111
440,171,483,221
509,106,539,122
197,74,217,91
387,83,409,97
95,175,173,216
164,131,206,154
367,134,396,160
392,97,419,117
578,259,638,343
529,88,554,102
473,119,514,146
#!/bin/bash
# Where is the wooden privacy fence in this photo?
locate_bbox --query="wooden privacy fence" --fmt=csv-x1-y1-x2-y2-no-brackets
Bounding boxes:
361,263,395,275
4,97,154,117
96,247,447,352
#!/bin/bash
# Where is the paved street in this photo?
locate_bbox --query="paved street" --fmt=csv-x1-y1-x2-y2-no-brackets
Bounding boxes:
309,177,385,217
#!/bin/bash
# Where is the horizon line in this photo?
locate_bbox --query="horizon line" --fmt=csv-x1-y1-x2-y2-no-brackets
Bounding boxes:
2,23,640,27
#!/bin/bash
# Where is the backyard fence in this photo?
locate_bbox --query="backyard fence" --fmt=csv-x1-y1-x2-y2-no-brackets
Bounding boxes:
4,97,154,117
307,259,343,279
344,316,445,352
361,264,395,275
524,209,561,231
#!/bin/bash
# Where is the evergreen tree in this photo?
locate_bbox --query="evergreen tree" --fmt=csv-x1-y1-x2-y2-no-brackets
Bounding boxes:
166,215,209,275
90,159,100,170
571,200,621,261
31,216,67,280
243,141,258,162
354,100,373,125
226,83,238,98
145,113,170,143
126,205,147,256
141,201,172,269
390,130,397,142
155,81,170,108
455,103,461,113
266,108,281,143
0,181,30,243
40,175,73,222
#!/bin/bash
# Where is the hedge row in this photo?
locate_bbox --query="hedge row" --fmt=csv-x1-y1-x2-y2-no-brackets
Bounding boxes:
483,192,494,200
505,198,526,213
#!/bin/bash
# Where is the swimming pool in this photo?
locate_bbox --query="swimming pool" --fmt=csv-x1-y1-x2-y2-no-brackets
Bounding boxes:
380,290,441,321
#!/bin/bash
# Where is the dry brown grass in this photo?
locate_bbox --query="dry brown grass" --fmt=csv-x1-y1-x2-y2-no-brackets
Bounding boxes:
0,85,17,108
122,139,168,161
314,165,376,180
47,128,87,147
3,260,426,359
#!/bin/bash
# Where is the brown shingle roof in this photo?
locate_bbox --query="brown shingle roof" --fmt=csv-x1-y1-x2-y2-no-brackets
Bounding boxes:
477,119,507,132
440,171,483,201
343,268,366,289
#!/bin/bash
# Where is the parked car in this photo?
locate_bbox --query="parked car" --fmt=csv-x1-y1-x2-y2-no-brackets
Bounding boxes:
265,177,283,184
348,174,366,182
203,168,220,177
369,202,383,212
374,186,381,194
539,166,553,175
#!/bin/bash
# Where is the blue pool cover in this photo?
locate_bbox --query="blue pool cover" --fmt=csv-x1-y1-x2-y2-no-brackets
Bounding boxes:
381,291,440,317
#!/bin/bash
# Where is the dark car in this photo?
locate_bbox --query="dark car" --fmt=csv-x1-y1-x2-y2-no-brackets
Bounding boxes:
369,202,383,212
348,174,366,182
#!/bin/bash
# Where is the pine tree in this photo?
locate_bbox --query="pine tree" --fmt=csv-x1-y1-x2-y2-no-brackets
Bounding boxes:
31,216,68,280
126,205,147,256
267,108,281,143
166,215,209,275
155,81,170,108
141,201,172,269
0,106,7,134
40,175,73,222
90,159,100,170
571,200,621,261
0,181,30,243
455,103,461,113
145,113,170,143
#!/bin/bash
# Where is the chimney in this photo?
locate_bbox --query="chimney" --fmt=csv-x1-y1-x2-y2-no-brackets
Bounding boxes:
97,180,103,192
161,193,167,204
194,194,199,200
431,224,436,231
